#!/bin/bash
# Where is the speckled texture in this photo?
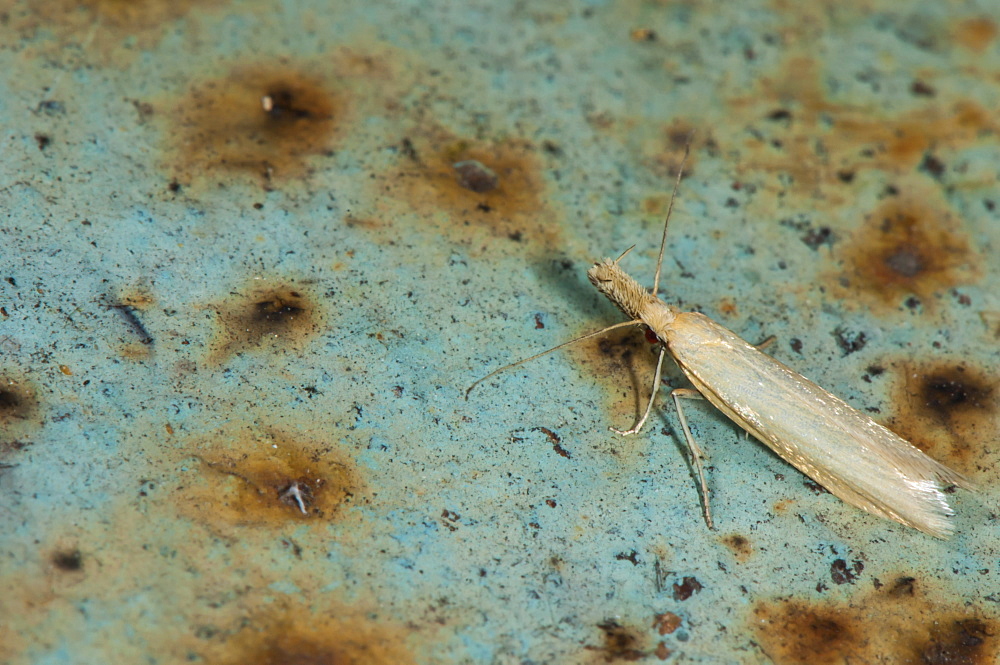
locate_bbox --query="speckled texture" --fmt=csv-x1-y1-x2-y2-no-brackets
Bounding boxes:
2,1,999,663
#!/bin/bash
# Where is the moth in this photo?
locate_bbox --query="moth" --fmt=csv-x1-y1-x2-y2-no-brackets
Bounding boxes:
467,145,972,538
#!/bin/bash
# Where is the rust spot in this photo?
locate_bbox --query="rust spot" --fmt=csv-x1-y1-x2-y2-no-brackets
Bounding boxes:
208,283,324,365
195,606,416,665
0,380,37,425
9,0,224,62
834,197,980,313
722,534,752,562
954,17,998,53
653,612,682,636
727,56,997,194
752,602,855,665
378,129,554,246
921,618,994,664
571,325,663,429
179,426,362,528
672,576,703,601
648,119,702,180
753,581,997,664
165,64,345,190
587,620,646,662
888,360,996,471
50,549,83,572
0,377,40,462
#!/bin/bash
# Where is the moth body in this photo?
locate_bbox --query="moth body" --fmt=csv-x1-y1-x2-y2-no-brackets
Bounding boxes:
586,254,971,538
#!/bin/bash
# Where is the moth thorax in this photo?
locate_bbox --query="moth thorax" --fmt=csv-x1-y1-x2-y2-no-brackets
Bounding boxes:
587,259,652,320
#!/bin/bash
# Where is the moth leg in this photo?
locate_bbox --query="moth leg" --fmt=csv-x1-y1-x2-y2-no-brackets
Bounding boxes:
671,387,713,530
611,345,667,436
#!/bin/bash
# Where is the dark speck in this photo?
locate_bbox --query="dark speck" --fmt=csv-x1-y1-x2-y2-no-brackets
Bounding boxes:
833,327,867,356
52,549,83,571
919,153,945,180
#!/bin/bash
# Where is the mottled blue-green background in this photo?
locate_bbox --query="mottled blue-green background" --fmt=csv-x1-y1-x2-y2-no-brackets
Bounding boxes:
2,1,999,663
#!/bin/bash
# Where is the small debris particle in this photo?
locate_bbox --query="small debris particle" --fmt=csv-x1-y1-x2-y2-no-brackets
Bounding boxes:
920,153,946,180
830,559,863,585
453,160,499,193
630,27,657,41
51,549,83,571
801,226,834,250
653,612,682,635
672,576,703,601
615,550,640,565
833,327,867,356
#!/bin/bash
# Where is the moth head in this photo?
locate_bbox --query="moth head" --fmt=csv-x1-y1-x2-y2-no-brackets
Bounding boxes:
587,258,635,299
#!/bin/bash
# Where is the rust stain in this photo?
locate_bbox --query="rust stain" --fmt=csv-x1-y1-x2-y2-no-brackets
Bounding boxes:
570,325,663,435
585,620,647,662
753,584,997,665
0,378,38,426
727,57,997,194
954,17,999,53
164,63,346,190
207,281,325,365
887,360,996,474
9,0,227,63
0,376,40,460
178,425,363,529
190,605,417,665
722,534,752,562
375,128,556,247
831,194,981,314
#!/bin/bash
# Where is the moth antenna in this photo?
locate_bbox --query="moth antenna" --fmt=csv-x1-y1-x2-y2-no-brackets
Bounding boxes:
465,319,642,399
652,133,694,295
615,245,637,263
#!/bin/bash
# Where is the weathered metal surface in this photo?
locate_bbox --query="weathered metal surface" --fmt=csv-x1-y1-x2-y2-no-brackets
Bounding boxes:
2,1,999,663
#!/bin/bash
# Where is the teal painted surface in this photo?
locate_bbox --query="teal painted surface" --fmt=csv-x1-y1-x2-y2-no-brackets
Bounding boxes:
2,1,999,663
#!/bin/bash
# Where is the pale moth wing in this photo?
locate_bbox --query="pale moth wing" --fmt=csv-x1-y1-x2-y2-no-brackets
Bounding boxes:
664,311,972,539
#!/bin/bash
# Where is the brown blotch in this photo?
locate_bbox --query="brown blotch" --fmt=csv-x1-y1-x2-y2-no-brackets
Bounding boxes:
648,118,702,180
196,606,416,665
586,620,647,662
954,17,999,53
181,426,362,528
752,602,856,665
165,65,344,189
378,129,554,246
0,378,40,461
571,325,662,429
834,197,980,313
753,581,997,665
887,360,996,471
672,576,703,601
921,618,993,665
722,534,752,562
653,612,682,636
0,380,37,425
208,283,323,365
50,549,83,572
